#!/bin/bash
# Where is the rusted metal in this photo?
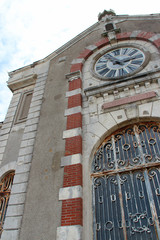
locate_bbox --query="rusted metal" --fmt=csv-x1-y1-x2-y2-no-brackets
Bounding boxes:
0,171,14,236
92,122,160,240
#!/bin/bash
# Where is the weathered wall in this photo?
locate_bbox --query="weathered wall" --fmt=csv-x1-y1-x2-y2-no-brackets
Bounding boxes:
1,13,160,240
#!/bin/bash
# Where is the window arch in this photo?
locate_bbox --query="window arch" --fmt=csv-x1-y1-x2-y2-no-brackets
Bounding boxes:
0,171,15,236
92,122,160,240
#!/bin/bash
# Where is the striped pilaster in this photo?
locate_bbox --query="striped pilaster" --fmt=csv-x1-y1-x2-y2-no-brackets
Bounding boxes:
57,69,83,239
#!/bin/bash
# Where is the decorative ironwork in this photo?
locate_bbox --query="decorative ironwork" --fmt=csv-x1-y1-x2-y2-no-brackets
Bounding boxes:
92,122,160,240
0,171,14,236
92,122,160,173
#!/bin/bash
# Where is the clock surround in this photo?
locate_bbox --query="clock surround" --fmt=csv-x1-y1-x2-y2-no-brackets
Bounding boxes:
92,44,150,80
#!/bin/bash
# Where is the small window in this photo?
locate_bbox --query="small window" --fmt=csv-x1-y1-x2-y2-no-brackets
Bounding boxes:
15,91,33,124
105,23,114,31
0,171,15,236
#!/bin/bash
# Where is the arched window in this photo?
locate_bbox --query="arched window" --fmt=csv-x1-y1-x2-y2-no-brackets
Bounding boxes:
0,171,15,236
92,122,160,239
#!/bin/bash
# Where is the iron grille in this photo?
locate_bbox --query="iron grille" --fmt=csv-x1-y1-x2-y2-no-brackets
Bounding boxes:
92,122,160,240
0,171,14,236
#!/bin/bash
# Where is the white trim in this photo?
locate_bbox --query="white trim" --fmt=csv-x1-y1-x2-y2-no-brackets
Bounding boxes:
63,128,82,139
59,185,82,200
71,58,84,64
57,225,82,240
66,88,82,97
61,154,82,167
64,106,82,116
0,161,16,179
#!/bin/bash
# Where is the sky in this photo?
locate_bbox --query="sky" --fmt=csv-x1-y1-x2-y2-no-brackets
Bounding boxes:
0,0,159,121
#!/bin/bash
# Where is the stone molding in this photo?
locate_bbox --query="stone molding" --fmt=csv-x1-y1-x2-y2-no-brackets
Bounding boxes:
8,74,37,92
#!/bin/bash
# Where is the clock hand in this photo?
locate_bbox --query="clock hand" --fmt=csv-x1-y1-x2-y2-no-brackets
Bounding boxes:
121,56,139,63
105,56,124,65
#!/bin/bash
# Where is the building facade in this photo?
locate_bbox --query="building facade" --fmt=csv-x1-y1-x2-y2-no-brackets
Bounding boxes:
1,11,160,240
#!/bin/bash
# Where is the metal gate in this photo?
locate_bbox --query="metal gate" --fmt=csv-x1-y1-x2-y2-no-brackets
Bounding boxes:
92,122,160,240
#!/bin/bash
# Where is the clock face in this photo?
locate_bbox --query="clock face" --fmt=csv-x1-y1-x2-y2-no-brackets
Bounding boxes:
94,47,145,79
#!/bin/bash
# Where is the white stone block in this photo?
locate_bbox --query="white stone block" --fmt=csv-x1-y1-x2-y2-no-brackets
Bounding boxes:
3,216,22,230
24,124,37,133
30,99,42,108
32,89,44,97
57,225,82,240
1,122,12,130
110,109,127,124
19,146,34,156
139,102,152,117
63,128,82,139
13,172,29,184
152,100,160,117
86,45,97,51
17,154,32,164
27,111,40,119
99,112,117,130
6,204,24,217
8,193,26,205
31,94,43,102
65,106,82,116
89,104,97,114
0,147,5,154
11,182,28,194
61,154,82,167
71,58,84,64
66,89,81,97
0,134,9,141
28,105,41,113
15,163,31,174
34,85,45,92
1,229,19,240
0,154,3,161
22,131,37,140
59,185,82,200
125,104,138,119
87,122,107,138
20,139,35,148
0,140,7,147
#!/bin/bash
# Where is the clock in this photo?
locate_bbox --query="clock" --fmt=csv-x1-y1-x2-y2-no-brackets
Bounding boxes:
94,47,146,79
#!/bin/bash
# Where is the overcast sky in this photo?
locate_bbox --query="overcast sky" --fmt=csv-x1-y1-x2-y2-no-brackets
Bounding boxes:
0,0,159,121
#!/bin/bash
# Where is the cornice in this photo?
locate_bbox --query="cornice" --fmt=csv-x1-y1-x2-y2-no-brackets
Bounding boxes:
7,74,37,92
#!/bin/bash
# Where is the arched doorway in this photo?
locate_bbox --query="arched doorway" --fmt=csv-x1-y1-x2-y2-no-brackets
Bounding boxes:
92,122,160,239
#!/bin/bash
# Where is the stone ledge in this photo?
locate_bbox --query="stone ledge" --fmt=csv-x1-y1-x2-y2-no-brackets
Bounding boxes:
7,74,37,92
57,225,82,240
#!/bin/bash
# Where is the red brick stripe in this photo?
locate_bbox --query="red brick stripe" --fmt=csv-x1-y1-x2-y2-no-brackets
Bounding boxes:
116,32,132,41
70,63,83,73
65,136,82,156
63,164,82,187
61,198,83,226
68,94,82,109
67,113,82,130
78,49,93,60
153,38,160,48
137,31,155,40
95,37,109,49
102,91,156,110
69,78,82,91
